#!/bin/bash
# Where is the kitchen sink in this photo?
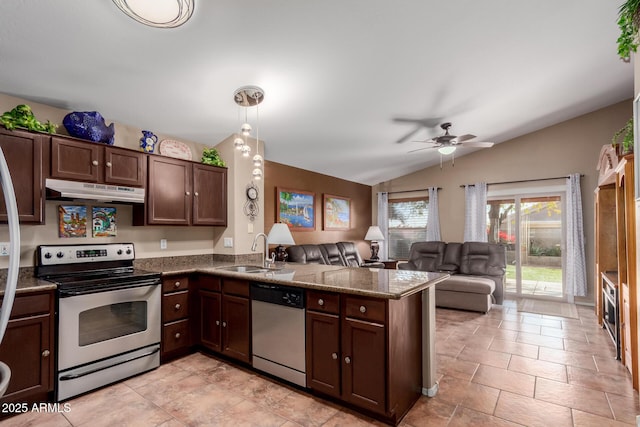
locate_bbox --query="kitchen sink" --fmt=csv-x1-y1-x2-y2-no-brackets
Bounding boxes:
217,265,272,273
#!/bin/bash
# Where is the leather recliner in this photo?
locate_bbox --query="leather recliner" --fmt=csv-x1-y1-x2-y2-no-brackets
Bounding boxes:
286,242,385,268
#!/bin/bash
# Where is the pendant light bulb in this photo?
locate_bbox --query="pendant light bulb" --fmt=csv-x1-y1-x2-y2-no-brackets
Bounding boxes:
252,168,263,180
241,123,252,136
241,144,251,157
252,154,263,167
234,137,245,150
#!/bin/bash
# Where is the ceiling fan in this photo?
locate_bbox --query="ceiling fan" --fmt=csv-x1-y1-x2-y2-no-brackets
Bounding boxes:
408,122,494,155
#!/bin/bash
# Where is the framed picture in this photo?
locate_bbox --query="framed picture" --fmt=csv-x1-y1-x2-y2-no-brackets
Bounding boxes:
277,188,315,231
323,194,351,230
92,206,117,237
58,205,87,238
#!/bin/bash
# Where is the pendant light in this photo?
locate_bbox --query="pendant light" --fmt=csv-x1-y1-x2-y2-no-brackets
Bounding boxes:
233,86,265,179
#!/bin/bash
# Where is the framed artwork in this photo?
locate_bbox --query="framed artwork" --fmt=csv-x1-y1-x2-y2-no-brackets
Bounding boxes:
92,207,117,237
58,205,87,238
323,194,351,230
277,188,315,231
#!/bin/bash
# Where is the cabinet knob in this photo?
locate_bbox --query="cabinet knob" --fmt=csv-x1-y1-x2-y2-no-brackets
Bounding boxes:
175,332,181,339
331,352,338,360
174,303,181,310
359,305,367,314
42,350,50,358
222,321,227,327
318,298,324,306
344,356,351,364
216,320,220,326
194,192,199,197
185,191,191,196
106,161,112,168
174,281,181,288
92,160,99,166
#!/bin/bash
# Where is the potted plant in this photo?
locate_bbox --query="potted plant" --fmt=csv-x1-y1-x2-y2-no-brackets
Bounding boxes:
617,0,640,61
612,117,634,155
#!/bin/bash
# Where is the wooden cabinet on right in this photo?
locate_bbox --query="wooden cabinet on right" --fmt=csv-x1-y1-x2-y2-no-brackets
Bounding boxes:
50,137,146,187
196,275,251,364
0,127,45,224
305,289,422,424
0,291,54,410
134,156,227,226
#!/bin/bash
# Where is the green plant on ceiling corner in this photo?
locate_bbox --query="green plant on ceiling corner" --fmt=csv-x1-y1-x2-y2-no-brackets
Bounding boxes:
617,0,640,61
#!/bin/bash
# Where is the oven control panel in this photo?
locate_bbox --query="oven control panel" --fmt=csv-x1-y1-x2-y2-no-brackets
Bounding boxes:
37,243,135,265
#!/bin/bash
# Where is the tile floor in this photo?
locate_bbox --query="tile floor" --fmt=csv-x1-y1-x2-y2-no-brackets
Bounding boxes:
2,299,640,426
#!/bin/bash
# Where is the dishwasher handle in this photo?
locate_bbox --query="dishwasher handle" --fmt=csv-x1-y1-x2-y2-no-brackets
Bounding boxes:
250,282,305,309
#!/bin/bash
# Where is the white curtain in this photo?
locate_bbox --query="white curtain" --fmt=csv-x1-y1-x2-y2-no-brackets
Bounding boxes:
377,192,389,260
463,182,488,242
566,173,587,297
426,187,441,241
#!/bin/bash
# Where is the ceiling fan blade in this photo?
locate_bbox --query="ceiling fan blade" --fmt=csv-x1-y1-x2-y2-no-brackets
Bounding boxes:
462,141,495,148
395,127,421,144
407,146,436,153
409,139,437,144
454,134,476,143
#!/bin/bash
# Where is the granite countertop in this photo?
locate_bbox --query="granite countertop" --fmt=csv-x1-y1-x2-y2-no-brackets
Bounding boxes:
160,262,449,299
0,268,57,296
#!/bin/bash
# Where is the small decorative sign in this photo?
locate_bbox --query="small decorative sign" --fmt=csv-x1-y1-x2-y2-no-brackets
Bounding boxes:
92,207,117,237
58,205,87,238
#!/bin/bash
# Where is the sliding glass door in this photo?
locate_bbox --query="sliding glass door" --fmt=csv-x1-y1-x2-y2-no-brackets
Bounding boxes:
487,194,565,300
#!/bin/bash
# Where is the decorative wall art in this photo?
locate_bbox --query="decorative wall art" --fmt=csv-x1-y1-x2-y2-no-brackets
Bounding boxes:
58,205,87,238
323,194,351,230
277,188,315,231
92,207,117,237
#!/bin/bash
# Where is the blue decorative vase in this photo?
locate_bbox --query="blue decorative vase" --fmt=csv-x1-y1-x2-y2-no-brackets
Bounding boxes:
62,111,115,145
140,130,158,153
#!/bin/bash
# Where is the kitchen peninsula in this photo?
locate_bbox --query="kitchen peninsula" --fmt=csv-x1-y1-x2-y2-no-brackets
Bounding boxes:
160,262,449,425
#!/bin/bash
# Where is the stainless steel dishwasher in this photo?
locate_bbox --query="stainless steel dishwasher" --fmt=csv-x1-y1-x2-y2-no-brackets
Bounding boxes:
250,282,306,387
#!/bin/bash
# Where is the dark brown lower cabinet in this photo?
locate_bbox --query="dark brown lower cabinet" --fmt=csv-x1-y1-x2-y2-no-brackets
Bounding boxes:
161,275,192,362
0,291,54,409
196,276,251,364
306,290,422,424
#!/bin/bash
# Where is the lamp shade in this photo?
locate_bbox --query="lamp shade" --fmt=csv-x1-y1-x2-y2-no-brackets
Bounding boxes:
364,225,385,241
267,223,295,245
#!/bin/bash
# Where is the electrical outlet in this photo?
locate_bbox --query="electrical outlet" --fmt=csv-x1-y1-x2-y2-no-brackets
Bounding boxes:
160,239,167,250
224,237,233,248
0,242,9,256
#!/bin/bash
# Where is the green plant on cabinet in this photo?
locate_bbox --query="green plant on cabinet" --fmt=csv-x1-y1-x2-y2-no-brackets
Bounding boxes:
612,117,634,155
617,0,640,61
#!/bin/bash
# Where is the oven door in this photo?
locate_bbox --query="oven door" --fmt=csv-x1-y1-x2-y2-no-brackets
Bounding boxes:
58,283,161,371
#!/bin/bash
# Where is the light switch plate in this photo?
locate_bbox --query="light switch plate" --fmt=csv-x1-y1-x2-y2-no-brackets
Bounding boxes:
224,237,233,248
0,242,8,256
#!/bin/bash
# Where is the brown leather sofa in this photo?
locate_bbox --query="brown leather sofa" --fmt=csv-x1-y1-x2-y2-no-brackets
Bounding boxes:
398,241,506,312
285,242,385,268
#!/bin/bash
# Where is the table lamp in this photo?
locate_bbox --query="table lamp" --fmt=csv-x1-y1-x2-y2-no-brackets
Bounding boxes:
268,223,295,261
364,225,385,260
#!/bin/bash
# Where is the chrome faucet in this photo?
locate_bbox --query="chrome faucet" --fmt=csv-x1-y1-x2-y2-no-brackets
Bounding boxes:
251,233,272,268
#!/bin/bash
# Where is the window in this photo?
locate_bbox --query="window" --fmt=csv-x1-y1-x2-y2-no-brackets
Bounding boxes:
387,197,428,259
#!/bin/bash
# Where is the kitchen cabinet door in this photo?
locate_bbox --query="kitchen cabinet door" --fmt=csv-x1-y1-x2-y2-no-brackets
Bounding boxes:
51,137,100,182
0,128,44,223
341,318,386,414
104,146,145,187
222,294,251,363
146,156,191,225
306,310,341,398
199,289,222,352
192,164,227,226
0,292,54,407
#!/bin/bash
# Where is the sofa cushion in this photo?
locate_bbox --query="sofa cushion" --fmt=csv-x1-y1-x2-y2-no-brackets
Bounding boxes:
439,242,462,272
405,241,446,271
319,243,344,266
459,242,506,277
337,242,364,267
286,244,327,264
438,276,495,295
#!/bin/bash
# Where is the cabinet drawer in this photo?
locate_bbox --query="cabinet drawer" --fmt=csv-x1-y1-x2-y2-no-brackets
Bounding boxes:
344,296,386,323
198,275,221,292
4,293,51,319
163,276,189,293
222,278,249,297
163,319,190,353
307,290,340,314
162,291,189,322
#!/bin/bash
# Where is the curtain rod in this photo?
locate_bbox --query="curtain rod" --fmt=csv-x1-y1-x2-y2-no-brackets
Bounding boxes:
379,187,441,195
459,174,584,188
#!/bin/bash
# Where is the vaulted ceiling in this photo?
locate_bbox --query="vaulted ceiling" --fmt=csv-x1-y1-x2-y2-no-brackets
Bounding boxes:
0,1,633,184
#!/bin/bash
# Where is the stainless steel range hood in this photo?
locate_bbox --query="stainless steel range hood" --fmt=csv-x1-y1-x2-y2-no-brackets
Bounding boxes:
45,179,145,204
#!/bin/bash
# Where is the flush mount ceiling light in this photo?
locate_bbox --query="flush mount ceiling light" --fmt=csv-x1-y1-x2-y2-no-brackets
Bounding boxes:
112,0,194,28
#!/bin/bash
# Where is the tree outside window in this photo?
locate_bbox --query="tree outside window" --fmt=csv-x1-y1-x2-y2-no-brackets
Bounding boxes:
388,197,428,259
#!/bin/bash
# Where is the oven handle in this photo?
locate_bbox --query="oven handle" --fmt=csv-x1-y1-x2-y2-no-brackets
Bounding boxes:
59,346,160,381
58,279,161,297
